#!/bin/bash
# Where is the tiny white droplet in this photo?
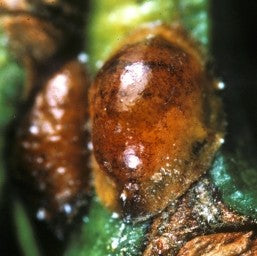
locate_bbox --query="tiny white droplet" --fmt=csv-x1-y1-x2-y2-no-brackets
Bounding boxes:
96,60,104,69
77,52,89,63
57,167,66,174
111,212,119,219
87,142,93,151
29,125,39,135
83,216,89,223
63,204,72,214
217,81,225,90
120,191,127,202
36,208,46,220
36,157,44,164
219,138,225,144
111,238,119,250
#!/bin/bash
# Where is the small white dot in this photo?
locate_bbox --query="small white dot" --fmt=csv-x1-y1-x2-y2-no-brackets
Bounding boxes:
57,167,66,174
217,81,225,90
63,204,72,214
111,212,119,219
219,138,225,144
120,191,127,202
36,208,46,220
96,60,104,69
111,238,119,250
123,147,141,169
87,142,93,151
77,52,89,63
83,216,89,223
29,125,39,135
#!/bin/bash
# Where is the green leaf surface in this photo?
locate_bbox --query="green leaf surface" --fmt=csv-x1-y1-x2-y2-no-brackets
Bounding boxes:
65,197,149,256
0,28,24,206
178,0,209,46
211,152,257,219
13,198,41,256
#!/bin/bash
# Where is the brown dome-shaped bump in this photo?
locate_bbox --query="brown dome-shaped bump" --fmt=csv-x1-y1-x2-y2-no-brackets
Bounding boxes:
90,25,224,220
12,59,91,232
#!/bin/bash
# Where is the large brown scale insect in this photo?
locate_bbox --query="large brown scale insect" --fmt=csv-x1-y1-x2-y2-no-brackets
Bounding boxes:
90,24,225,220
0,0,234,248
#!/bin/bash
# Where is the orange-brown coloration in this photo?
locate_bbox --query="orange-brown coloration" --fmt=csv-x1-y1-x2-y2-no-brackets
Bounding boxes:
90,24,224,220
177,232,257,256
0,0,29,11
92,156,120,212
0,0,84,64
12,59,91,224
1,15,65,63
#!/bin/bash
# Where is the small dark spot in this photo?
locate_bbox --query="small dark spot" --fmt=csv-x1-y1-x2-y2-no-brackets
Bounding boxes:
192,140,207,156
142,91,153,98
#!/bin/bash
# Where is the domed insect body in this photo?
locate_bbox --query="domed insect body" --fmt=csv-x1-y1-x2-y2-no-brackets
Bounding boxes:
1,0,91,234
90,24,225,220
13,59,91,226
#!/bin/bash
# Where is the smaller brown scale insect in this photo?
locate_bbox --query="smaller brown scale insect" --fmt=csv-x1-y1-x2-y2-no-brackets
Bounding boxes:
1,0,91,235
90,24,225,220
12,59,91,225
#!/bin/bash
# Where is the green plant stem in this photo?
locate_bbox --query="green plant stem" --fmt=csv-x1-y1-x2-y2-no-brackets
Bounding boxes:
86,0,209,74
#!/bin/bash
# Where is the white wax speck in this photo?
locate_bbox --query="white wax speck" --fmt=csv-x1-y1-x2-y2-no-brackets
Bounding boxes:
36,208,46,220
63,204,72,214
111,238,119,250
217,81,225,90
29,125,39,135
111,212,119,219
120,191,127,202
77,52,89,63
87,142,93,151
219,138,225,144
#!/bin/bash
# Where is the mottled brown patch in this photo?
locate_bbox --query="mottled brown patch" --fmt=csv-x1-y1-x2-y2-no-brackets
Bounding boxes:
1,14,65,62
143,177,256,256
177,232,257,256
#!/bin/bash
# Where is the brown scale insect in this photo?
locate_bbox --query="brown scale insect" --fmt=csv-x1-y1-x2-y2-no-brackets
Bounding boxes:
90,24,225,220
12,59,91,225
1,0,91,235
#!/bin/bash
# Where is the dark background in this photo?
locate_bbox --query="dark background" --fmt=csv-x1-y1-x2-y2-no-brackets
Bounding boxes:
211,0,257,148
1,0,257,255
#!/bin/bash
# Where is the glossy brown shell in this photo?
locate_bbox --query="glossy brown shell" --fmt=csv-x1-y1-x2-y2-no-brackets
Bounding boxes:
12,59,91,225
90,25,224,220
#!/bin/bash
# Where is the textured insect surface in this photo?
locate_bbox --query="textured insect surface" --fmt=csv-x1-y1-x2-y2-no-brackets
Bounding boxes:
12,59,91,228
90,24,225,220
1,0,91,236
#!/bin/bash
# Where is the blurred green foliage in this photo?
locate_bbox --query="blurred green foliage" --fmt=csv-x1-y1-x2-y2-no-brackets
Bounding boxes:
0,29,24,204
86,0,208,74
65,197,149,256
13,198,41,256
